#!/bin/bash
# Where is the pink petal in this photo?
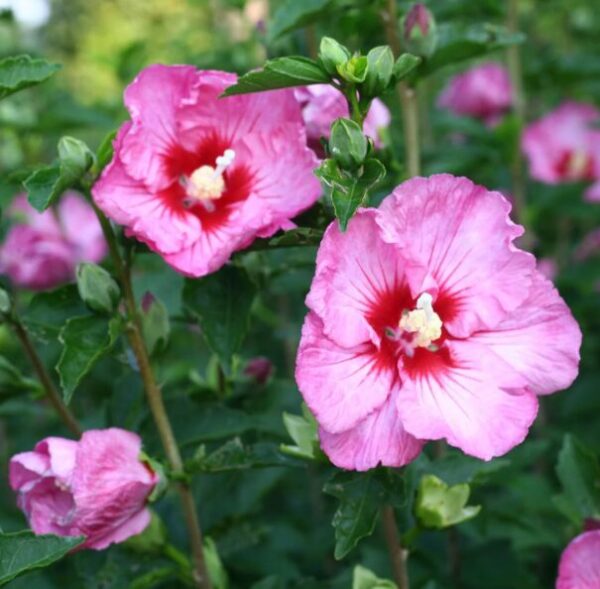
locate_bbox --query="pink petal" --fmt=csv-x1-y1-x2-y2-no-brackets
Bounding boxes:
9,451,49,491
85,507,151,550
377,175,536,337
35,437,78,483
319,396,423,471
306,209,405,348
397,340,539,460
472,272,581,396
295,312,396,434
557,530,600,589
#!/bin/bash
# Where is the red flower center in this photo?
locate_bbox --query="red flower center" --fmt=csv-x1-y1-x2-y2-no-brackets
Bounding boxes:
555,149,595,181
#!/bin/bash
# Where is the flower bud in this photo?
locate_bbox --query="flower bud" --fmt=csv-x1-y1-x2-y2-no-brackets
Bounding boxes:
9,429,158,550
402,3,438,59
76,262,120,314
336,55,369,84
362,46,394,97
319,37,351,76
329,118,368,170
244,356,273,385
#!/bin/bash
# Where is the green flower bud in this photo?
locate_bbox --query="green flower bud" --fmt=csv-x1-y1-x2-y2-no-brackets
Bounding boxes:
401,3,438,59
329,118,368,170
336,55,369,84
363,46,394,97
76,262,120,314
319,37,351,76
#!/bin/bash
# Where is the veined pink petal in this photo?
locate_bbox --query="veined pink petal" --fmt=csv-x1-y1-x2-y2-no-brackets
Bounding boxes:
319,396,423,471
377,175,535,337
397,340,539,460
557,530,600,589
472,272,581,396
35,437,78,483
295,313,396,434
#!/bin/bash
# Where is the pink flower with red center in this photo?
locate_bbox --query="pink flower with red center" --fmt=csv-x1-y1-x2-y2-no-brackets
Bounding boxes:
0,192,106,291
295,174,581,470
437,63,513,126
294,85,391,154
93,65,321,277
9,428,158,550
557,530,600,589
522,102,600,192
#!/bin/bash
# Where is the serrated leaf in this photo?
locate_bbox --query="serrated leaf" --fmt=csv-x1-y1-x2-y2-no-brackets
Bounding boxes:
0,55,60,101
222,57,329,96
0,531,83,586
268,0,335,41
324,471,386,559
182,266,256,368
56,315,122,403
556,435,600,519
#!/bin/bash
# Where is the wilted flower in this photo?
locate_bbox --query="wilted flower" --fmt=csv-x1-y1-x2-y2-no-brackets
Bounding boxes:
294,85,391,153
9,428,158,550
0,192,106,291
522,102,600,195
295,174,581,470
438,63,513,126
557,530,600,589
93,65,321,278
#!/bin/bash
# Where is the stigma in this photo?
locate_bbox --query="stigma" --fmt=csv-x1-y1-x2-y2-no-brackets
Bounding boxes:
399,292,443,349
183,149,235,209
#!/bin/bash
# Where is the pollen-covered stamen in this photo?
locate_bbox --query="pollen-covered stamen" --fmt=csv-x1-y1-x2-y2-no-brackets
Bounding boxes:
182,149,236,210
399,292,443,349
565,149,591,180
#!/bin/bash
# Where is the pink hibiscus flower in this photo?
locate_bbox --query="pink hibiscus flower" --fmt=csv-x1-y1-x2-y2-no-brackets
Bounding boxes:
522,102,600,196
294,85,391,153
557,530,600,589
93,65,321,277
9,429,158,550
438,62,513,126
295,174,581,470
0,192,106,290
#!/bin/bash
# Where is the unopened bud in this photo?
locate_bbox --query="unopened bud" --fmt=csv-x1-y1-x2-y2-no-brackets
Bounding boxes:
336,55,369,84
402,3,438,59
319,37,351,76
244,356,273,385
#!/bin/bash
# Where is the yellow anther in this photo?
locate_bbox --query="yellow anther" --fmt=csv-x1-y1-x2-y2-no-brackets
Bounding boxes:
399,293,443,348
567,150,590,180
188,166,226,201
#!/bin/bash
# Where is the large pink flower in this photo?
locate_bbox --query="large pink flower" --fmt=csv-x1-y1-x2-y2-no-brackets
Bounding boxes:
93,65,321,277
0,192,106,290
9,428,158,550
295,174,581,470
438,63,513,126
557,530,600,589
294,85,391,152
522,102,600,192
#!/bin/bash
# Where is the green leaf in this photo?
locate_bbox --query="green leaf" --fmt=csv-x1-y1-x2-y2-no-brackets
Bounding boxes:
392,53,421,83
23,165,64,212
418,23,524,77
556,434,600,519
280,405,325,461
415,474,481,529
56,315,122,403
317,158,386,231
140,293,170,356
269,0,335,41
221,57,329,96
93,129,117,176
204,538,229,589
0,531,83,586
0,55,60,101
363,46,394,97
324,471,386,559
0,287,11,314
268,227,324,248
182,266,256,368
352,565,397,589
337,55,369,84
76,263,121,314
0,356,41,401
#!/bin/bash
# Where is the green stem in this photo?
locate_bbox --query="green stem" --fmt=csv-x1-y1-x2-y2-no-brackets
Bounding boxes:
346,87,365,127
92,205,212,589
10,317,82,437
381,505,410,589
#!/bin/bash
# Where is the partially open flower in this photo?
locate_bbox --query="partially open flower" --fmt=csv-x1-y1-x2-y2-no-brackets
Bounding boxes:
557,530,600,588
296,174,581,470
522,101,600,189
0,193,106,291
294,85,391,154
438,63,513,126
93,65,321,278
9,428,158,550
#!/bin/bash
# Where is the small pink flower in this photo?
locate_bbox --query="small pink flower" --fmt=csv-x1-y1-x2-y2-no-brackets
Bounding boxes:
93,65,321,278
9,428,158,550
294,85,391,153
557,530,600,589
438,63,513,126
522,101,600,186
295,174,581,470
0,192,106,290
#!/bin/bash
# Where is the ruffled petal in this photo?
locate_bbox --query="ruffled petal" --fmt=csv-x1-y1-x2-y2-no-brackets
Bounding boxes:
557,530,600,589
397,340,539,460
295,312,396,434
377,174,535,337
319,396,423,471
472,272,581,396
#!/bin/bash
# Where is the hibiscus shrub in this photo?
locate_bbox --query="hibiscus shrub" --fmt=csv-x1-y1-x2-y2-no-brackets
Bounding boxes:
0,1,599,588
